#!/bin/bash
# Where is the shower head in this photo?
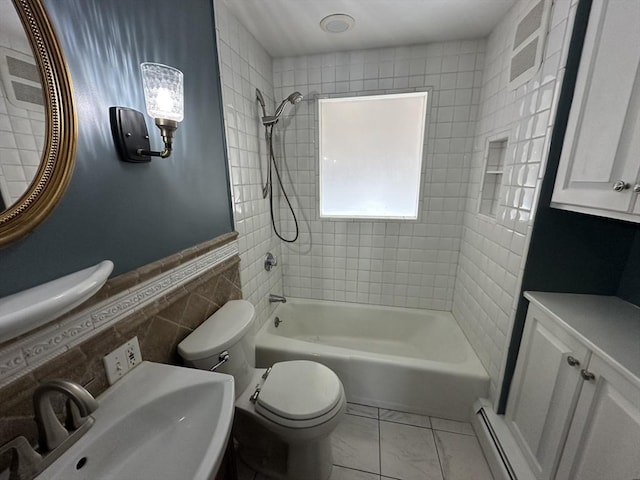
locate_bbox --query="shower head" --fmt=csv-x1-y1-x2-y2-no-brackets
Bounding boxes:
262,91,304,125
288,91,303,104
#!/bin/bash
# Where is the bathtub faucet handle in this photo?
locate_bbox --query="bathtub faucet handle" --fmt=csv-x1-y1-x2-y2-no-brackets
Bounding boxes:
264,253,278,271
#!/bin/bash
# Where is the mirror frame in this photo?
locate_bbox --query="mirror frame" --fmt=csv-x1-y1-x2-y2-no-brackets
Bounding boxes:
0,0,76,247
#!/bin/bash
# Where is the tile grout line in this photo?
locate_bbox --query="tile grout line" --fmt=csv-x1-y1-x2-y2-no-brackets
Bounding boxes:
377,406,382,479
431,428,447,480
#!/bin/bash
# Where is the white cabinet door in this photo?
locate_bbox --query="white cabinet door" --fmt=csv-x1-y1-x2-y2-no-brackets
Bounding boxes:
555,354,640,480
505,305,589,480
552,0,640,220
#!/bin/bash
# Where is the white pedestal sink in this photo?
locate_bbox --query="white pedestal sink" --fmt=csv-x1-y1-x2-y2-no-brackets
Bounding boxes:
35,361,234,480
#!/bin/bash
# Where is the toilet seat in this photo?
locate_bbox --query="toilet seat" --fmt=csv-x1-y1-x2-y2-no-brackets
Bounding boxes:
252,361,344,429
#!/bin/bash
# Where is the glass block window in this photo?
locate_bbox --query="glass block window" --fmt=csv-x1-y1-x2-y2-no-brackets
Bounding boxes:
318,92,429,219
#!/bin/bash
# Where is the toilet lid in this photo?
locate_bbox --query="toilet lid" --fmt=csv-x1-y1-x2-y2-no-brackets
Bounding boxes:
256,361,342,421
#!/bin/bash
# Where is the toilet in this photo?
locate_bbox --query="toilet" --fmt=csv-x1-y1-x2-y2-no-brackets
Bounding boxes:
177,300,346,480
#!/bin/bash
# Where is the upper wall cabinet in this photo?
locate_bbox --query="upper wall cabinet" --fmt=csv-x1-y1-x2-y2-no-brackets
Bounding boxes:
551,0,640,223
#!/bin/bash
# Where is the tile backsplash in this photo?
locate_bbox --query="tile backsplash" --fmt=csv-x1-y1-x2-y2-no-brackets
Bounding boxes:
0,232,241,450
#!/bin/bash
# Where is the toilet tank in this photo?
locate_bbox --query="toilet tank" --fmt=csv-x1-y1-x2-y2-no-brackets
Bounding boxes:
177,300,256,397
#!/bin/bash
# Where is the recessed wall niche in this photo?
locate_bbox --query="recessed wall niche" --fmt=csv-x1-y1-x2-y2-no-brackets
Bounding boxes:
479,136,508,218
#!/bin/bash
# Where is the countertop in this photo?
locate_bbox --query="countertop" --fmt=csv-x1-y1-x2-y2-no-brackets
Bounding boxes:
524,292,640,381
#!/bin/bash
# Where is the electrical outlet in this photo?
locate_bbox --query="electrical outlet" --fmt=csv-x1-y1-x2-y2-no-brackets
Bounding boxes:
124,336,142,370
103,336,143,385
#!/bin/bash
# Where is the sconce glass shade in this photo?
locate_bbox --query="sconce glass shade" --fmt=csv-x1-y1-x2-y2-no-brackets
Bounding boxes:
140,62,184,122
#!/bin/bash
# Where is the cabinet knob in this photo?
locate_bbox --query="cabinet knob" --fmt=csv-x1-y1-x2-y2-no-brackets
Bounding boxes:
634,184,640,193
580,369,596,381
612,180,630,192
566,355,580,367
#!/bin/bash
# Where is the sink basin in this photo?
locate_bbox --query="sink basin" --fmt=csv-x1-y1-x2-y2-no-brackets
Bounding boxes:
35,361,234,480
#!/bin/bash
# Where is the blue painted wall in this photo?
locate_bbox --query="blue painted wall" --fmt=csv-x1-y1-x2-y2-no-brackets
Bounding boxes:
0,0,233,296
618,231,640,305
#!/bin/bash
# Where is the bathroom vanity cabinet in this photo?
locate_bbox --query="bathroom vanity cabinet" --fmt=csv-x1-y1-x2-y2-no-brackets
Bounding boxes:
551,0,640,223
505,292,640,480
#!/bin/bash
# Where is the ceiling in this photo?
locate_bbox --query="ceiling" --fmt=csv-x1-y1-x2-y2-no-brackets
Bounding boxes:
221,0,517,58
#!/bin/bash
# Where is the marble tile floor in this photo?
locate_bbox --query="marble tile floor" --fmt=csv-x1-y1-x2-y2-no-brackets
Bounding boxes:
237,403,494,480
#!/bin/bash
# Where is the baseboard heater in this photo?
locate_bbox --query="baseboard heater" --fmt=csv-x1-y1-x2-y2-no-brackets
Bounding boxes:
472,399,536,480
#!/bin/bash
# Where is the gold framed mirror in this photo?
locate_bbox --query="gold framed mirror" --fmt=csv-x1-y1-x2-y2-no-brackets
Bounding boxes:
0,0,76,247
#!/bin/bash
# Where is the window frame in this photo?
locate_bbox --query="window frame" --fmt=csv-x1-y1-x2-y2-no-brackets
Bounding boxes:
316,89,431,221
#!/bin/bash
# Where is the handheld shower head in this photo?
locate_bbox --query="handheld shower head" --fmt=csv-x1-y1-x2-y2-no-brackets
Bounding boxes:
288,91,303,104
263,91,304,125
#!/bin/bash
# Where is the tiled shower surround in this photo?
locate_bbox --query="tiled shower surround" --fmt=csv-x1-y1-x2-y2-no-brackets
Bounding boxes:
214,1,283,332
215,0,576,400
272,42,485,311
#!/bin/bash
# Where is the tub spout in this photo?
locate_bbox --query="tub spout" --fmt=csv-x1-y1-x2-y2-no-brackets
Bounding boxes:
269,294,287,304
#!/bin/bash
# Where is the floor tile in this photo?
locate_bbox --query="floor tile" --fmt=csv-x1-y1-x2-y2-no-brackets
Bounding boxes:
380,421,443,480
332,414,381,474
430,417,475,436
433,431,493,480
379,409,431,428
347,403,379,419
330,465,381,480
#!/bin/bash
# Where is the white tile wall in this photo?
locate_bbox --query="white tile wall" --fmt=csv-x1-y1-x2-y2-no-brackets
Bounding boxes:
213,1,284,331
0,29,45,208
452,0,577,400
215,0,578,400
271,41,486,310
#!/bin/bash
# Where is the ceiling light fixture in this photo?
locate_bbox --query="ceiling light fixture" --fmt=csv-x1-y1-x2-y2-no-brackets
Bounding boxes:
320,14,355,34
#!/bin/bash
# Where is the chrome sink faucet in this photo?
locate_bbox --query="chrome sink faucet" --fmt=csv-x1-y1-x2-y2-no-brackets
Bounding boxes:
269,294,287,303
33,379,98,452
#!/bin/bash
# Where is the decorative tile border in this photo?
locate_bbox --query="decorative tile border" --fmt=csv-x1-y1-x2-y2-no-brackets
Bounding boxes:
0,240,238,388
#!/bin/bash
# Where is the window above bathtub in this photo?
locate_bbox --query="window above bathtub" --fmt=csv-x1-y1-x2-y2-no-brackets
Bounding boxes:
318,91,429,220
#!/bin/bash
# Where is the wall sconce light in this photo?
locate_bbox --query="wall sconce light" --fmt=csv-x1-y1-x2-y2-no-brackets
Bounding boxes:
110,63,184,163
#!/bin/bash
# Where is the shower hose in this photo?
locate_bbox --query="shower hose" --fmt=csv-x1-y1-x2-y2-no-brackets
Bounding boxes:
264,123,299,243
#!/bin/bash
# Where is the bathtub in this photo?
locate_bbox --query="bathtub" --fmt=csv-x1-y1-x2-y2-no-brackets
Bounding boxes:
255,298,489,421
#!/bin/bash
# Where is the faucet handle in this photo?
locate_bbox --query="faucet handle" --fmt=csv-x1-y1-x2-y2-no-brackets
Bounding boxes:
65,378,96,430
0,436,42,480
65,398,89,430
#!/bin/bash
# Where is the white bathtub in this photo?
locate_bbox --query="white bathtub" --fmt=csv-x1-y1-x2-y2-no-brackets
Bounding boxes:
255,298,489,421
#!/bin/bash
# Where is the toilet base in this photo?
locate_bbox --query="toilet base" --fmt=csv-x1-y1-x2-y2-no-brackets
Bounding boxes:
238,439,333,480
234,410,335,480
